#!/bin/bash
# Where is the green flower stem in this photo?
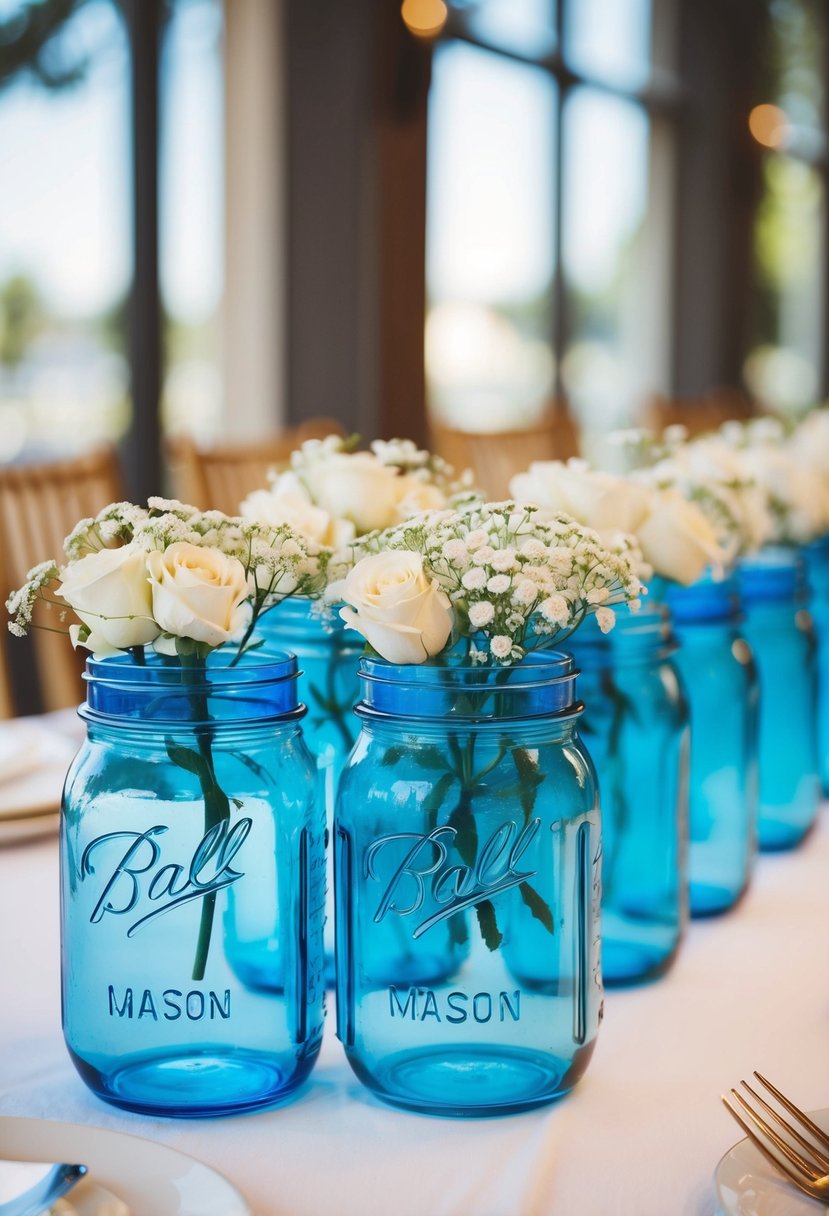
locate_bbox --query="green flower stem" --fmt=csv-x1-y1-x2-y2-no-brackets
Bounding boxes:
176,655,231,983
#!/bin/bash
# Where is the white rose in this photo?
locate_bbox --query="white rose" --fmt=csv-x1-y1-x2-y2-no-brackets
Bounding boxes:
241,475,356,547
147,542,249,648
393,476,447,522
511,460,652,536
299,451,407,534
636,491,725,585
339,551,453,664
56,544,159,653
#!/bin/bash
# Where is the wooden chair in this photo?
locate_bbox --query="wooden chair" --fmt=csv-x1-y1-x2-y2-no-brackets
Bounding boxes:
429,405,581,500
167,417,347,514
0,538,14,719
643,390,757,439
0,446,124,715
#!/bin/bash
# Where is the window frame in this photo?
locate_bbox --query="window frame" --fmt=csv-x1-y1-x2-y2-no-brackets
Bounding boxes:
431,0,682,417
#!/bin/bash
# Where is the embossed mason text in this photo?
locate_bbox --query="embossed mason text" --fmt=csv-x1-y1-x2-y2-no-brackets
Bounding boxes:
388,986,520,1023
81,818,252,936
365,818,540,937
108,985,231,1021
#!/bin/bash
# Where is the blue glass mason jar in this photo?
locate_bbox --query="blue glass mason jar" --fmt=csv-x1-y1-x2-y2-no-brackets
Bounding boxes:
257,598,362,981
804,535,829,794
61,648,325,1117
666,575,759,917
737,547,820,850
567,607,689,985
334,653,602,1117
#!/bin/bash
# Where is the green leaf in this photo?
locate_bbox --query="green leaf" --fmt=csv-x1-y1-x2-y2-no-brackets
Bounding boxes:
475,900,503,951
412,745,450,771
165,740,211,780
381,745,406,766
519,881,555,936
512,748,544,823
422,771,456,828
448,798,478,867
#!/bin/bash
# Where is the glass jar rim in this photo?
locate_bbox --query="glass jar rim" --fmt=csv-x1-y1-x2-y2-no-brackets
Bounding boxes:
81,646,304,725
356,650,581,721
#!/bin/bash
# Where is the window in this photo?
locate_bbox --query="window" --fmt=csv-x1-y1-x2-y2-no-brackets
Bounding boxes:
426,0,679,441
160,0,224,445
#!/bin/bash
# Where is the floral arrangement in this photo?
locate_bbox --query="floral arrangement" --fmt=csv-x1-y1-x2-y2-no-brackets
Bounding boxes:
240,434,476,553
6,497,331,982
7,497,327,660
612,411,829,552
717,417,829,546
338,500,645,666
509,458,725,585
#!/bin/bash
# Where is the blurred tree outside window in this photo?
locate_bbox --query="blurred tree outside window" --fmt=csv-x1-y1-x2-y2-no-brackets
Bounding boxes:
0,0,130,463
0,0,223,466
745,0,827,416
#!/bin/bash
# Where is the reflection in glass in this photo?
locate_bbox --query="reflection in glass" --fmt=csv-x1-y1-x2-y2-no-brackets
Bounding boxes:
0,0,130,462
564,0,652,91
744,155,824,413
561,88,650,431
426,42,555,430
160,0,224,444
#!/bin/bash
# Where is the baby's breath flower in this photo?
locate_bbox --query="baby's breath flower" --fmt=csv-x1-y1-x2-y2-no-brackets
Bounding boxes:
468,601,495,628
486,574,511,595
489,548,516,572
461,567,487,591
346,499,643,664
595,607,616,633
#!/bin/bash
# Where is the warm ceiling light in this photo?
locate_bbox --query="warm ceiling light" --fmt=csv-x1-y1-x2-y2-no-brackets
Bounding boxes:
748,103,789,149
401,0,448,39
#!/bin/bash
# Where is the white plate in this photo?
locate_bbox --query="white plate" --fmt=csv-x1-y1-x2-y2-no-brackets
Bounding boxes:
0,714,81,833
0,1117,251,1216
0,1161,127,1216
715,1106,829,1215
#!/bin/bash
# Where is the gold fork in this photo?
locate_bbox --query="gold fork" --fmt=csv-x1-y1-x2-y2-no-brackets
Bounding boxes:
722,1072,829,1202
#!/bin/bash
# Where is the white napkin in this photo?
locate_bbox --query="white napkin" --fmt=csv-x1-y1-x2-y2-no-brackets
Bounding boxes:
0,716,80,821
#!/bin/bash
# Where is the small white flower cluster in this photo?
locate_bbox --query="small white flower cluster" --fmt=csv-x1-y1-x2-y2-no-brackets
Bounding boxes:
612,409,829,552
63,497,328,603
633,435,774,561
7,497,328,656
355,501,644,664
369,437,475,498
242,434,480,553
714,418,829,546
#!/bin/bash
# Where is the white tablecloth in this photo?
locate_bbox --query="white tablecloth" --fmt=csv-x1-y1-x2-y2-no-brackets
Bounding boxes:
2,811,829,1216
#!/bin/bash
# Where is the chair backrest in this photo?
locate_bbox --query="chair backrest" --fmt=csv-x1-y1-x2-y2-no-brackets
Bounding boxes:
0,446,124,715
167,418,347,514
643,390,756,439
429,406,581,500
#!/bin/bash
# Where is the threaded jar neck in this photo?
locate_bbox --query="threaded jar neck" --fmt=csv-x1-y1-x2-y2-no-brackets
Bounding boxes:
82,647,304,727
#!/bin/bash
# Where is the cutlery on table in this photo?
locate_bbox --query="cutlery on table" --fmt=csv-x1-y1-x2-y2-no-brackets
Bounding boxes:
723,1071,829,1202
0,1161,86,1216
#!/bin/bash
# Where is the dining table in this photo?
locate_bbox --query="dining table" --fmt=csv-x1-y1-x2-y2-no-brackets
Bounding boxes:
1,714,828,1216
